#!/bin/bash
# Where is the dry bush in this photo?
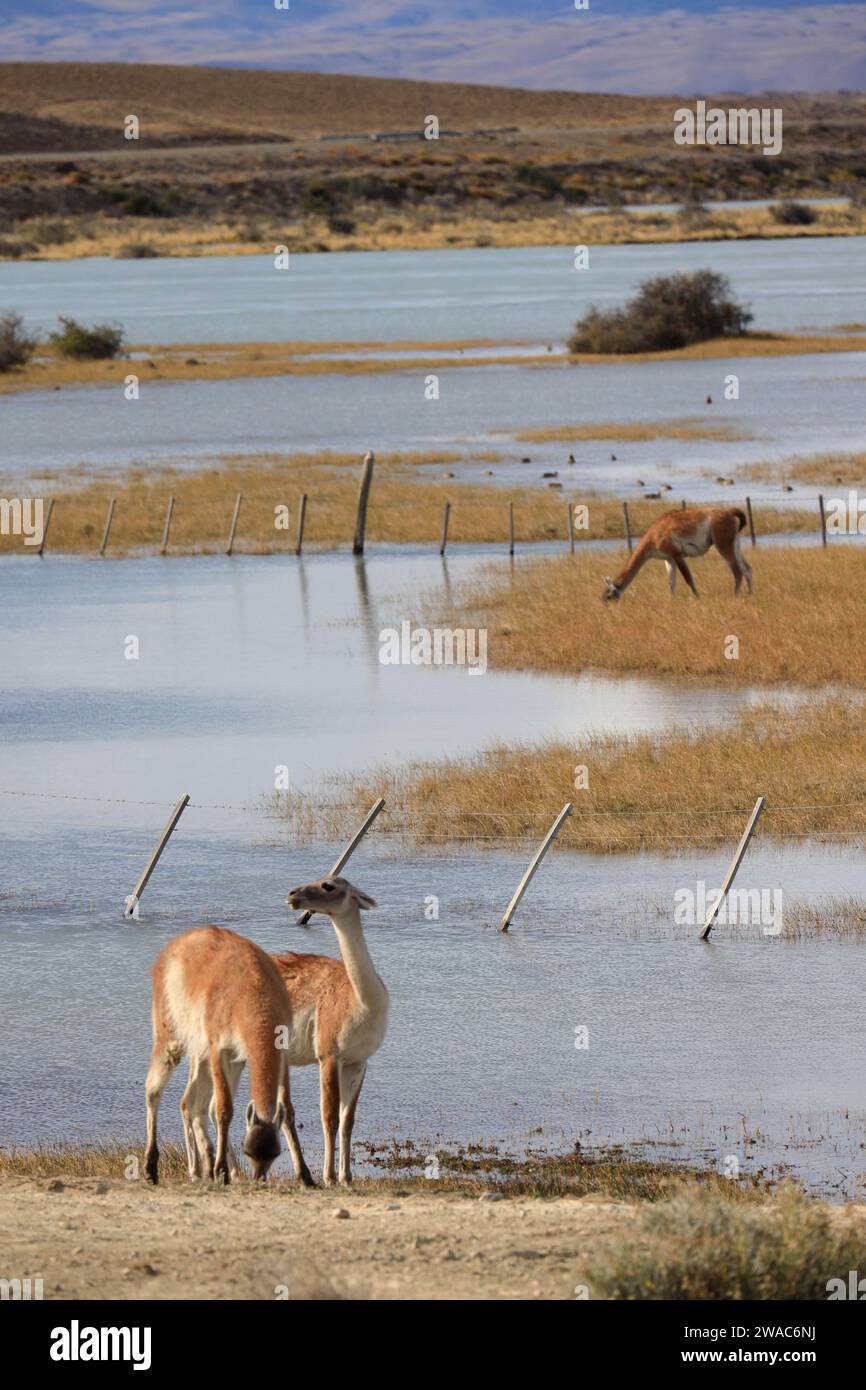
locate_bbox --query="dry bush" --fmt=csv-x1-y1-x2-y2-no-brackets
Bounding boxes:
586,1185,866,1300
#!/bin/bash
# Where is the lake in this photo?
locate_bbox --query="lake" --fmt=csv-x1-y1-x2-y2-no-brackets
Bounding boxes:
2,550,864,1196
2,237,864,500
2,236,864,345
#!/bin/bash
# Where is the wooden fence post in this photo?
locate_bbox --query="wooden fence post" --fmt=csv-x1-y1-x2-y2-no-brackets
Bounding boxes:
745,496,756,547
295,493,307,555
226,492,243,555
37,499,54,556
818,494,827,548
439,501,451,556
161,495,174,555
123,793,191,919
508,501,515,556
352,450,375,556
99,498,116,557
293,798,385,926
566,501,575,554
622,501,633,553
699,797,765,941
499,803,573,932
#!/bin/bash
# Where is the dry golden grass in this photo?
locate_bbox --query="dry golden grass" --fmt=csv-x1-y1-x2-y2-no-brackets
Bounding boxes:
624,895,866,940
0,1136,765,1202
265,698,866,854
7,203,866,262
1,330,861,395
442,544,863,685
741,450,866,488
0,455,816,556
515,418,746,443
564,330,866,365
770,897,866,939
0,340,553,395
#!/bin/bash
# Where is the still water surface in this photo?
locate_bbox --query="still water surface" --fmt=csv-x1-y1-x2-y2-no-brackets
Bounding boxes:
1,552,863,1194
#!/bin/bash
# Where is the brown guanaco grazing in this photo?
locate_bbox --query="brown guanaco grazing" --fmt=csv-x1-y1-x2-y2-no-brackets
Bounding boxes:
144,926,296,1184
603,506,752,601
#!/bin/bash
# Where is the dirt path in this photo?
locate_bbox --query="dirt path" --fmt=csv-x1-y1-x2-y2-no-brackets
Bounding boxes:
0,1175,636,1301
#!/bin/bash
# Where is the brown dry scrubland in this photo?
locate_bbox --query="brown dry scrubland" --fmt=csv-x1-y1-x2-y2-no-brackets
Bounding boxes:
1,65,865,257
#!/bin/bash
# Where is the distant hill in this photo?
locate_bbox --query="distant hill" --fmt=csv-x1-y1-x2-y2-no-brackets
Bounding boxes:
0,61,802,151
0,63,862,257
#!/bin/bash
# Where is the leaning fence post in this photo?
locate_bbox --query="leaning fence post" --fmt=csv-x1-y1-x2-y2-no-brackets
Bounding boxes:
566,501,575,553
99,497,116,557
295,493,307,555
745,496,756,547
352,450,375,556
123,793,191,919
37,498,54,556
499,803,573,933
226,492,243,555
439,501,451,556
293,798,385,926
622,501,633,553
699,796,765,941
161,495,174,555
508,501,515,556
818,494,827,548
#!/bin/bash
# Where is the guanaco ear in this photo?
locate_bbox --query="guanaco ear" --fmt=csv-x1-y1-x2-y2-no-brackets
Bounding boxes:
351,887,377,910
272,1100,286,1129
245,1099,256,1131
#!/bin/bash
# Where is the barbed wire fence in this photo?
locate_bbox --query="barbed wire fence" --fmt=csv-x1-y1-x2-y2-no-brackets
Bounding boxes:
8,462,852,559
2,785,866,933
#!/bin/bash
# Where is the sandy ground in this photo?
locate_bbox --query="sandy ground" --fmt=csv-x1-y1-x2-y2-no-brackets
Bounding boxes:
0,1175,636,1301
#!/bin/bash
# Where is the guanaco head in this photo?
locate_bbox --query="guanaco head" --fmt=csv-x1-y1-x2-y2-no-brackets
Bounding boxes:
286,876,377,918
602,575,622,603
243,1099,286,1181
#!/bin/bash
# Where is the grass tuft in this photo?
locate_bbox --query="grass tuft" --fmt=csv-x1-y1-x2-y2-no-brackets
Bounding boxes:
586,1185,866,1300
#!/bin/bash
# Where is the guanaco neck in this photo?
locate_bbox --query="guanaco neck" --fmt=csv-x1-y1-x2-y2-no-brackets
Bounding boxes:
613,537,652,593
246,1040,281,1121
330,907,387,1015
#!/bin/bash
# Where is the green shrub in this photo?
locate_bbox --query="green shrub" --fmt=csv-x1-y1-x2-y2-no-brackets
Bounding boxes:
569,269,752,354
0,310,38,371
48,316,126,360
772,200,818,226
586,1187,866,1300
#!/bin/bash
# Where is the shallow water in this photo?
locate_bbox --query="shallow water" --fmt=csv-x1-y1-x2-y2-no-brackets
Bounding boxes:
3,237,864,497
2,236,863,344
3,351,865,502
1,551,864,1195
0,549,794,817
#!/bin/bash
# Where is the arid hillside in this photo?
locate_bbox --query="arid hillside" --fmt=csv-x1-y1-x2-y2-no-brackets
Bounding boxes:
0,65,863,258
0,62,681,148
